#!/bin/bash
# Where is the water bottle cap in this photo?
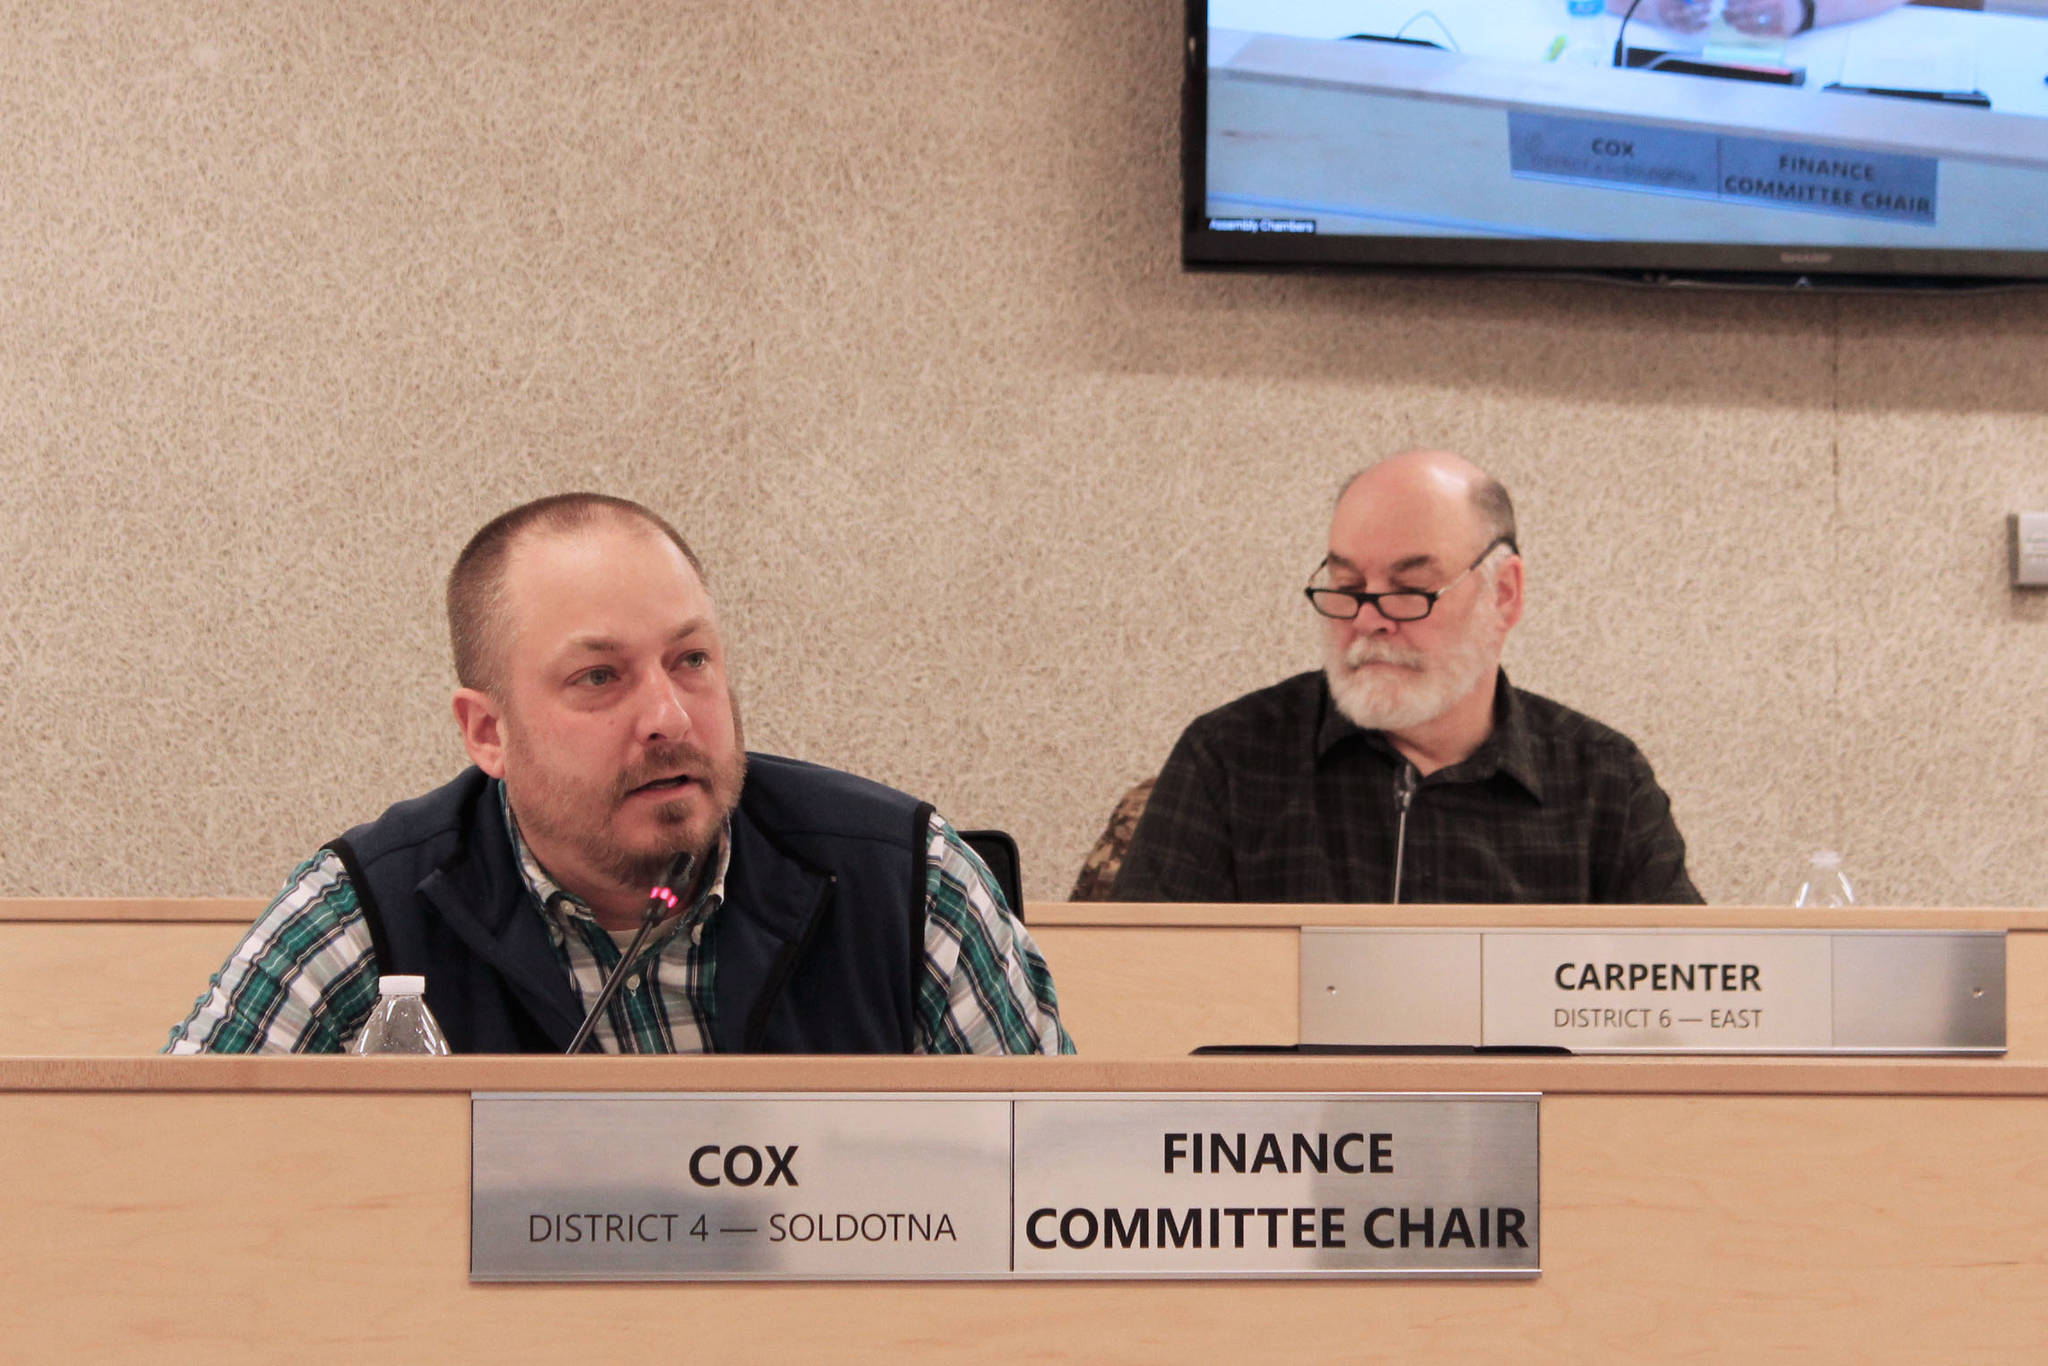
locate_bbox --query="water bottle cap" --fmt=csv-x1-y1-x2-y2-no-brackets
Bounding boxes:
380,974,427,997
1810,850,1843,868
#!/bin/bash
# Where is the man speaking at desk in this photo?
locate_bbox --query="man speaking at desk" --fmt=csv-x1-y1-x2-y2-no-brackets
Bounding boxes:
1112,451,1700,906
169,494,1071,1055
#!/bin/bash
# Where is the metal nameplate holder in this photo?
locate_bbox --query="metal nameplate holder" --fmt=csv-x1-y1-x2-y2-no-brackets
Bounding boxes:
1300,928,2005,1054
471,1091,1539,1282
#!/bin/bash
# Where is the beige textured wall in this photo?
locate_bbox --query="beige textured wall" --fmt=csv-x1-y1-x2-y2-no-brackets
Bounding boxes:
2,2,2044,907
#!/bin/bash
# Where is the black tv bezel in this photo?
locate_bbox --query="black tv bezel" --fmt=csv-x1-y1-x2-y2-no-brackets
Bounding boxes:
1180,1,2048,291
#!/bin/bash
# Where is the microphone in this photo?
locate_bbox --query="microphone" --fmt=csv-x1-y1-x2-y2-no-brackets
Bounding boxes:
1389,764,1419,905
565,848,699,1055
1613,0,1646,68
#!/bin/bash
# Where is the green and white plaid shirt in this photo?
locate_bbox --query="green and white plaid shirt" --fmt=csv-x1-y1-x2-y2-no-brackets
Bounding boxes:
167,782,1072,1056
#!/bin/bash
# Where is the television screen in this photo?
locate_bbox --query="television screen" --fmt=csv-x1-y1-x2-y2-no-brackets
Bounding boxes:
1185,0,2048,284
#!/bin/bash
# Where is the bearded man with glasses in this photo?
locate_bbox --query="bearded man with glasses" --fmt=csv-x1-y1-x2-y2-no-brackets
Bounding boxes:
1112,450,1700,905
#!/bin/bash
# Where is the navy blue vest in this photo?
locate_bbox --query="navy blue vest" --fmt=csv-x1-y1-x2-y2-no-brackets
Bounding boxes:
325,754,931,1054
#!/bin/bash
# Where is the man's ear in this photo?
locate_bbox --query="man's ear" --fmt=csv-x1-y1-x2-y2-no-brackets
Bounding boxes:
452,687,509,778
1494,554,1526,632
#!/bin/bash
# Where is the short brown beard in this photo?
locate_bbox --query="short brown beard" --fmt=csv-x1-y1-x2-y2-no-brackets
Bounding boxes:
507,687,749,892
605,697,749,886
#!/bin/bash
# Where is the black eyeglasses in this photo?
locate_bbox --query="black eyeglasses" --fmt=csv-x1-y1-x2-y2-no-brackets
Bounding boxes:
1303,536,1517,623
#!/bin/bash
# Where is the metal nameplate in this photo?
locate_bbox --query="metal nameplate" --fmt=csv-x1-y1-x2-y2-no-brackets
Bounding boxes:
472,1091,1540,1281
1301,928,2005,1054
1508,112,1939,225
1508,112,1721,196
472,1094,1013,1281
1012,1094,1538,1277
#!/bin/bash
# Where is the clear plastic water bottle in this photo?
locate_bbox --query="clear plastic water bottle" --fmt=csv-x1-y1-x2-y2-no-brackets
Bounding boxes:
350,974,452,1054
1792,851,1857,909
1561,0,1610,65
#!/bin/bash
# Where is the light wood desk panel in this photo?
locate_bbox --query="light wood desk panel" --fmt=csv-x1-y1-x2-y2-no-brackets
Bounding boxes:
5,900,2042,1059
0,922,246,1055
3,1056,2045,1363
1028,924,1300,1054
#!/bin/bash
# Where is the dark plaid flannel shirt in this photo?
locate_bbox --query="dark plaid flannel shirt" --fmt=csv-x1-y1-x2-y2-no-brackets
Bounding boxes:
1113,671,1702,905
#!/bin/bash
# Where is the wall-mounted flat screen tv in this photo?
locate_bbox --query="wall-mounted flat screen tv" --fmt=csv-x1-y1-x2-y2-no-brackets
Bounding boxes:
1184,1,2048,286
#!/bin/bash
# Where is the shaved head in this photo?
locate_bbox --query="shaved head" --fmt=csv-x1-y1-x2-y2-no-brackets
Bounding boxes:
447,493,705,696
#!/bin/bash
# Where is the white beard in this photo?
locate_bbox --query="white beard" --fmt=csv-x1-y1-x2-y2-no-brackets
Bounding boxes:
1323,608,1504,734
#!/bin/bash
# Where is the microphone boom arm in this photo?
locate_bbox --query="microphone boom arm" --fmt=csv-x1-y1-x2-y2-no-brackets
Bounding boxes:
564,850,698,1056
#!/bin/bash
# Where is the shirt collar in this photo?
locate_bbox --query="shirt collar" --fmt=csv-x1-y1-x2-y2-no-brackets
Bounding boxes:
497,780,731,944
1315,668,1546,802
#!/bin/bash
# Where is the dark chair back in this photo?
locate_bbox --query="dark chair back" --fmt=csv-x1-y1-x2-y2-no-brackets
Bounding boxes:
958,829,1023,920
1067,777,1157,901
